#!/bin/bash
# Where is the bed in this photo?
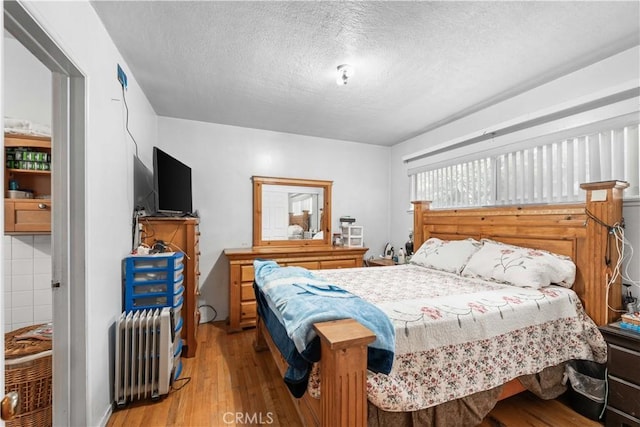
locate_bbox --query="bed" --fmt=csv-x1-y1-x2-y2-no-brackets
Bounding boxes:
253,180,628,427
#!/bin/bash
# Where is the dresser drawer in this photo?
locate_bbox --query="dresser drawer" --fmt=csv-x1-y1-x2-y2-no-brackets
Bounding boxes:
319,259,357,269
608,376,640,419
241,301,257,320
606,406,640,427
241,282,255,301
285,261,319,270
241,265,255,282
609,344,640,384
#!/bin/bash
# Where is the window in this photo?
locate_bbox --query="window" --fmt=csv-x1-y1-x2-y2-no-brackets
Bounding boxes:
411,124,639,207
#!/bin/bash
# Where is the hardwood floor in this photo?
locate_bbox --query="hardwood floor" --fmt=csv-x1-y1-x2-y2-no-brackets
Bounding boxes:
107,322,603,427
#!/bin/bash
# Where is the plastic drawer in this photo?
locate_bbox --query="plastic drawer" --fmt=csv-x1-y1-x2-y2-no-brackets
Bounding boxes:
129,253,184,269
124,252,185,312
129,285,184,310
132,278,184,295
132,264,184,282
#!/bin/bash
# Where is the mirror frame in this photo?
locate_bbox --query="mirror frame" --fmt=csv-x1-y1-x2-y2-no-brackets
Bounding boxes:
253,176,332,247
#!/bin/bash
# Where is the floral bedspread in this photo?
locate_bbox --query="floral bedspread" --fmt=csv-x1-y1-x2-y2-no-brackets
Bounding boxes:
307,264,606,412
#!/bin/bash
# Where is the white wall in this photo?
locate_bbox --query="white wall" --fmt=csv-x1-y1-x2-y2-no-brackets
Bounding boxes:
390,46,640,298
157,117,390,322
3,35,51,125
17,2,159,425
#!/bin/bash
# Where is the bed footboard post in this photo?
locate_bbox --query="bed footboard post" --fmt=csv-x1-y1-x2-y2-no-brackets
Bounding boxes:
313,319,376,427
253,313,268,352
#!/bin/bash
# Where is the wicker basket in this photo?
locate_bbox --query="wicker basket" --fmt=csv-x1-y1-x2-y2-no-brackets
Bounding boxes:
4,324,52,427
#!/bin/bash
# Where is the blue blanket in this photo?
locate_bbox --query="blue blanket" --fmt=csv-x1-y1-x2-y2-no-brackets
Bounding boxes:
253,259,395,397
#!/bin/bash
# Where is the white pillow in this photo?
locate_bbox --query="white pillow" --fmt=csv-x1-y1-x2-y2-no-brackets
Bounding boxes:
410,237,482,274
461,239,576,288
288,224,303,239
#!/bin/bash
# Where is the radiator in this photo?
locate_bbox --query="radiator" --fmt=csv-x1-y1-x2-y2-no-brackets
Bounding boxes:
114,307,174,406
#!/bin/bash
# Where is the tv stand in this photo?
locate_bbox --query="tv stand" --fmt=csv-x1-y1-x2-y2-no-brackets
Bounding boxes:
148,211,198,219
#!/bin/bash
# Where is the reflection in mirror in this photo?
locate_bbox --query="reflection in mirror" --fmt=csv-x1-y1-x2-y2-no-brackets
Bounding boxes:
253,176,332,247
262,185,324,240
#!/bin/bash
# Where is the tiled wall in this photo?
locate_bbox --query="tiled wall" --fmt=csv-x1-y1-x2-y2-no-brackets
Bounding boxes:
3,235,52,332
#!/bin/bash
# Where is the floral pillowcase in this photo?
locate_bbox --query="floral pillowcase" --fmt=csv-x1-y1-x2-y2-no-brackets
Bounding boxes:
410,237,482,274
461,239,576,289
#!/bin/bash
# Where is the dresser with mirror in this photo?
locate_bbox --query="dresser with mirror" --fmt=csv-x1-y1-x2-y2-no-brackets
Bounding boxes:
224,176,368,332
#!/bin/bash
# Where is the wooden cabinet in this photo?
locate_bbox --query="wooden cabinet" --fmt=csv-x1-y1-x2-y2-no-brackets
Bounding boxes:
4,199,52,232
224,246,368,332
599,322,640,426
4,134,52,234
140,217,201,358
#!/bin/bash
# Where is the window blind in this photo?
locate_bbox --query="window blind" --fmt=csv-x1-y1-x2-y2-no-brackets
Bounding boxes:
411,124,639,207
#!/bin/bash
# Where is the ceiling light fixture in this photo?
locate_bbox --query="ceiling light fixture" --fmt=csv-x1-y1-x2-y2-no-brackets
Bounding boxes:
336,64,354,86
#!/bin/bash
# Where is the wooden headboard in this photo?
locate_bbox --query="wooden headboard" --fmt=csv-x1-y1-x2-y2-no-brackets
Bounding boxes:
412,181,628,326
289,210,310,231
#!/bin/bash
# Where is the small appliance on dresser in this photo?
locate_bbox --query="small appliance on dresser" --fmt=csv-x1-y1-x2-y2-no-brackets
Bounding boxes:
599,321,640,427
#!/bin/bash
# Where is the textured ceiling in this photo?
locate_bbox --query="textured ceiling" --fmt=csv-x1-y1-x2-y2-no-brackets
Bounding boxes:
91,1,640,146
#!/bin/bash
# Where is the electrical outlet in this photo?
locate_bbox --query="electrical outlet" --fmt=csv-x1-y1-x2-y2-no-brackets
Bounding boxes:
117,64,128,89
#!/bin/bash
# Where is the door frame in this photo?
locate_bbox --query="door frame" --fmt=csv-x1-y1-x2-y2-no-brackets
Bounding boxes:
3,2,87,425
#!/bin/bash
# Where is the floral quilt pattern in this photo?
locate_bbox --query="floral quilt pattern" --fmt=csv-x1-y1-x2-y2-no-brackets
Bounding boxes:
307,264,606,411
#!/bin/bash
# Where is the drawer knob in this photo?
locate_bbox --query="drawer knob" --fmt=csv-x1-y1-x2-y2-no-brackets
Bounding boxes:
38,203,48,209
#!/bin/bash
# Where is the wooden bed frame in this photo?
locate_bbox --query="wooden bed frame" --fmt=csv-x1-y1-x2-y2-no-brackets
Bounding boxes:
289,211,310,231
254,180,628,427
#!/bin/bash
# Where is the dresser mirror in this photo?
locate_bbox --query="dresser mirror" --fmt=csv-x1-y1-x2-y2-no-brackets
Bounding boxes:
252,176,332,247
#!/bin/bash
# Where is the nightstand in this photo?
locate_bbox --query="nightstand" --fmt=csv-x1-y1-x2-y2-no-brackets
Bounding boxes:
599,322,640,426
365,258,396,267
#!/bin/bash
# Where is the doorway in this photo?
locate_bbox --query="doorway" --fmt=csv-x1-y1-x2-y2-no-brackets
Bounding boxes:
3,1,86,425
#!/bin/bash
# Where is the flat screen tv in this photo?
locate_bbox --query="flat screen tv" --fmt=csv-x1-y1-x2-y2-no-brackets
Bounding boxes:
153,146,193,215
133,155,154,215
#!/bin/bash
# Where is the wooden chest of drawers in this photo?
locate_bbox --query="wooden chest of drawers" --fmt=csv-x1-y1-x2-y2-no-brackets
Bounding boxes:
599,322,640,427
224,246,368,332
141,217,201,357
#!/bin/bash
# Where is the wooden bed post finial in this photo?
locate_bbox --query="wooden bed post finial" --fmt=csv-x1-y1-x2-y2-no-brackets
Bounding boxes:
579,181,629,325
412,201,431,250
313,319,375,427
